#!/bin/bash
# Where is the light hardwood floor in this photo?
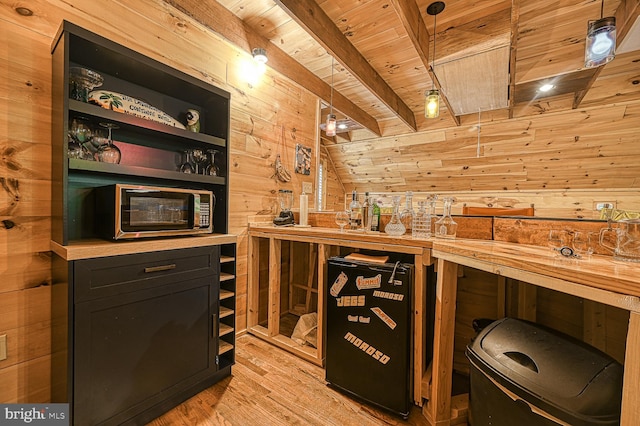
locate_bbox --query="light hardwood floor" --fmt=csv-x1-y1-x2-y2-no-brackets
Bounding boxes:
147,334,431,425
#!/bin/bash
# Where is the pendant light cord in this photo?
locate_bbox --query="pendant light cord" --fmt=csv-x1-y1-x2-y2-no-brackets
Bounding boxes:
330,56,334,115
432,12,437,73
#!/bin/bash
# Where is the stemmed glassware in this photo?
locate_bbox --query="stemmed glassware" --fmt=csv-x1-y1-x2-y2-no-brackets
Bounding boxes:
335,211,349,232
191,149,207,174
205,149,220,176
573,231,595,258
179,150,195,174
68,118,94,160
548,229,569,255
94,122,121,164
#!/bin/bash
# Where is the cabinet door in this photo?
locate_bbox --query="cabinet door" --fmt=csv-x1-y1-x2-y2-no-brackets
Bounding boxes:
72,248,218,425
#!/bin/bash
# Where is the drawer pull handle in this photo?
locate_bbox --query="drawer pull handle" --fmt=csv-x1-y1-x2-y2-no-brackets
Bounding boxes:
144,264,176,273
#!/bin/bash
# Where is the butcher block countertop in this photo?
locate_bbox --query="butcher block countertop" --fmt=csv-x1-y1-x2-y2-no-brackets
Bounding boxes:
432,239,640,305
249,224,433,247
51,233,237,261
250,224,640,302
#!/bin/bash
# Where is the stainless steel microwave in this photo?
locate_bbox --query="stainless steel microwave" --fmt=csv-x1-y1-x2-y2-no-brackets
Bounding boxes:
95,184,214,240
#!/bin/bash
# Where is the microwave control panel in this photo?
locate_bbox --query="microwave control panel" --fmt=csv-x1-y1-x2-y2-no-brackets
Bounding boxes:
199,202,210,228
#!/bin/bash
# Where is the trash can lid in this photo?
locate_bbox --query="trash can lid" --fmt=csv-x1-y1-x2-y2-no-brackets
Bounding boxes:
466,318,623,424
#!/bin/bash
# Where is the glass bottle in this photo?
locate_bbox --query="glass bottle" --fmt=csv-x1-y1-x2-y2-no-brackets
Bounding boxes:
400,191,414,236
371,198,381,232
412,201,429,239
426,195,438,238
384,196,406,236
349,190,362,230
362,192,372,231
435,197,458,239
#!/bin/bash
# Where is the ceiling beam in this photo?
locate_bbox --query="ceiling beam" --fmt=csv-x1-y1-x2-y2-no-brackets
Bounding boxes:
164,0,381,136
617,0,640,42
272,0,418,132
390,0,460,126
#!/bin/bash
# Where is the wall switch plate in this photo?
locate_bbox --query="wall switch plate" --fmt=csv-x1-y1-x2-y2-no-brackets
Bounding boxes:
0,334,6,361
594,201,616,211
302,182,313,194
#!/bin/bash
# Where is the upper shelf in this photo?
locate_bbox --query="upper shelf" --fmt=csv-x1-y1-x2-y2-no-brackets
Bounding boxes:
70,100,226,148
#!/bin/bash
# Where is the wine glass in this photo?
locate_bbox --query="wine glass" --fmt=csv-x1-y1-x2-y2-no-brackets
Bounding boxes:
205,149,220,176
95,122,121,164
335,211,349,232
548,229,569,255
179,149,195,174
191,148,207,174
68,118,94,160
573,231,595,258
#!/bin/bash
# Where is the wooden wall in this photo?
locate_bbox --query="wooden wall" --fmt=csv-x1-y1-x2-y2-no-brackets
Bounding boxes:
0,0,318,403
1,0,638,405
326,102,640,218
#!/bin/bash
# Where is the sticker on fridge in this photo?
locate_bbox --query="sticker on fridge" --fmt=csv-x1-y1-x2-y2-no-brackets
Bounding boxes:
330,271,349,297
371,306,397,330
356,274,381,290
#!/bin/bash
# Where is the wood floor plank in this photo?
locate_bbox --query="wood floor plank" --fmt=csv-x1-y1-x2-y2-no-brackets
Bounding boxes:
147,335,431,425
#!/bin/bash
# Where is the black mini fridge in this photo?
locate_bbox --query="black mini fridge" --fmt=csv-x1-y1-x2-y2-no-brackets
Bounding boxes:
325,256,414,418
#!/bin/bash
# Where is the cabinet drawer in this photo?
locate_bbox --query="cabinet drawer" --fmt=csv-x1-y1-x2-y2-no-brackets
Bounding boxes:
74,246,219,302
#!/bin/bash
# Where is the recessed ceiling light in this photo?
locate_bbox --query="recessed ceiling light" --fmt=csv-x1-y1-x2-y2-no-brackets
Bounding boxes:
539,83,555,92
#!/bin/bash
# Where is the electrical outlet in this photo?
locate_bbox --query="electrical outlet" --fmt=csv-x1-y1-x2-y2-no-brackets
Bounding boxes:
593,201,616,211
302,182,313,194
0,334,7,361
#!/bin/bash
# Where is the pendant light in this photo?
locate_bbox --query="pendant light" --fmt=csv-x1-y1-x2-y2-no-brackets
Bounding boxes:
325,56,337,137
425,1,445,119
585,0,616,68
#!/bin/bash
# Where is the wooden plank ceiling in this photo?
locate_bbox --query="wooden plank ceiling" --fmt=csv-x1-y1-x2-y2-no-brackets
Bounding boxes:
174,0,639,138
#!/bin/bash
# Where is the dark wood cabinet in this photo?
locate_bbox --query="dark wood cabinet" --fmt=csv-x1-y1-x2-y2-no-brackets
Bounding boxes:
50,21,235,425
72,247,222,425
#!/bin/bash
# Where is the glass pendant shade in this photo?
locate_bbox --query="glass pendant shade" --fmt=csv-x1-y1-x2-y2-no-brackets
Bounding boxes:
325,113,337,137
424,89,440,118
585,17,616,68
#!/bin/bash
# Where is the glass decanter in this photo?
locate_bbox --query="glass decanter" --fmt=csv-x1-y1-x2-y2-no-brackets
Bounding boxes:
435,197,457,239
412,200,430,239
384,195,406,236
400,191,414,236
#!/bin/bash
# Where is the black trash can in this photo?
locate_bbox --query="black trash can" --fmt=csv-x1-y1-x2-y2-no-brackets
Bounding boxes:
465,317,623,426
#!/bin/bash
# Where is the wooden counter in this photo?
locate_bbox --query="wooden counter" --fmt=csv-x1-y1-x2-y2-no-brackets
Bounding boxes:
429,239,640,426
50,233,237,260
248,224,433,404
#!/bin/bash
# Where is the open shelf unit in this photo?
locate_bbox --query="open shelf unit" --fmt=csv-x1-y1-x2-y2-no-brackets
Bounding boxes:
218,243,236,367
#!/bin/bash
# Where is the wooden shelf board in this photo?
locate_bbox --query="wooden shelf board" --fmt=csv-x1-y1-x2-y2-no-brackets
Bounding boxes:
220,289,234,300
219,323,234,336
220,256,235,263
220,306,234,318
220,272,235,281
218,341,234,355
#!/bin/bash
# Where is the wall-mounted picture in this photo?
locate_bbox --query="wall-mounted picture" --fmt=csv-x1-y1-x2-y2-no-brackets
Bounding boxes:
295,143,312,175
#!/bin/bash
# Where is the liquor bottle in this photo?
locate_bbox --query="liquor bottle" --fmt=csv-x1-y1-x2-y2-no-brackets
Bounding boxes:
349,190,362,230
362,192,371,231
400,191,414,236
371,199,381,231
